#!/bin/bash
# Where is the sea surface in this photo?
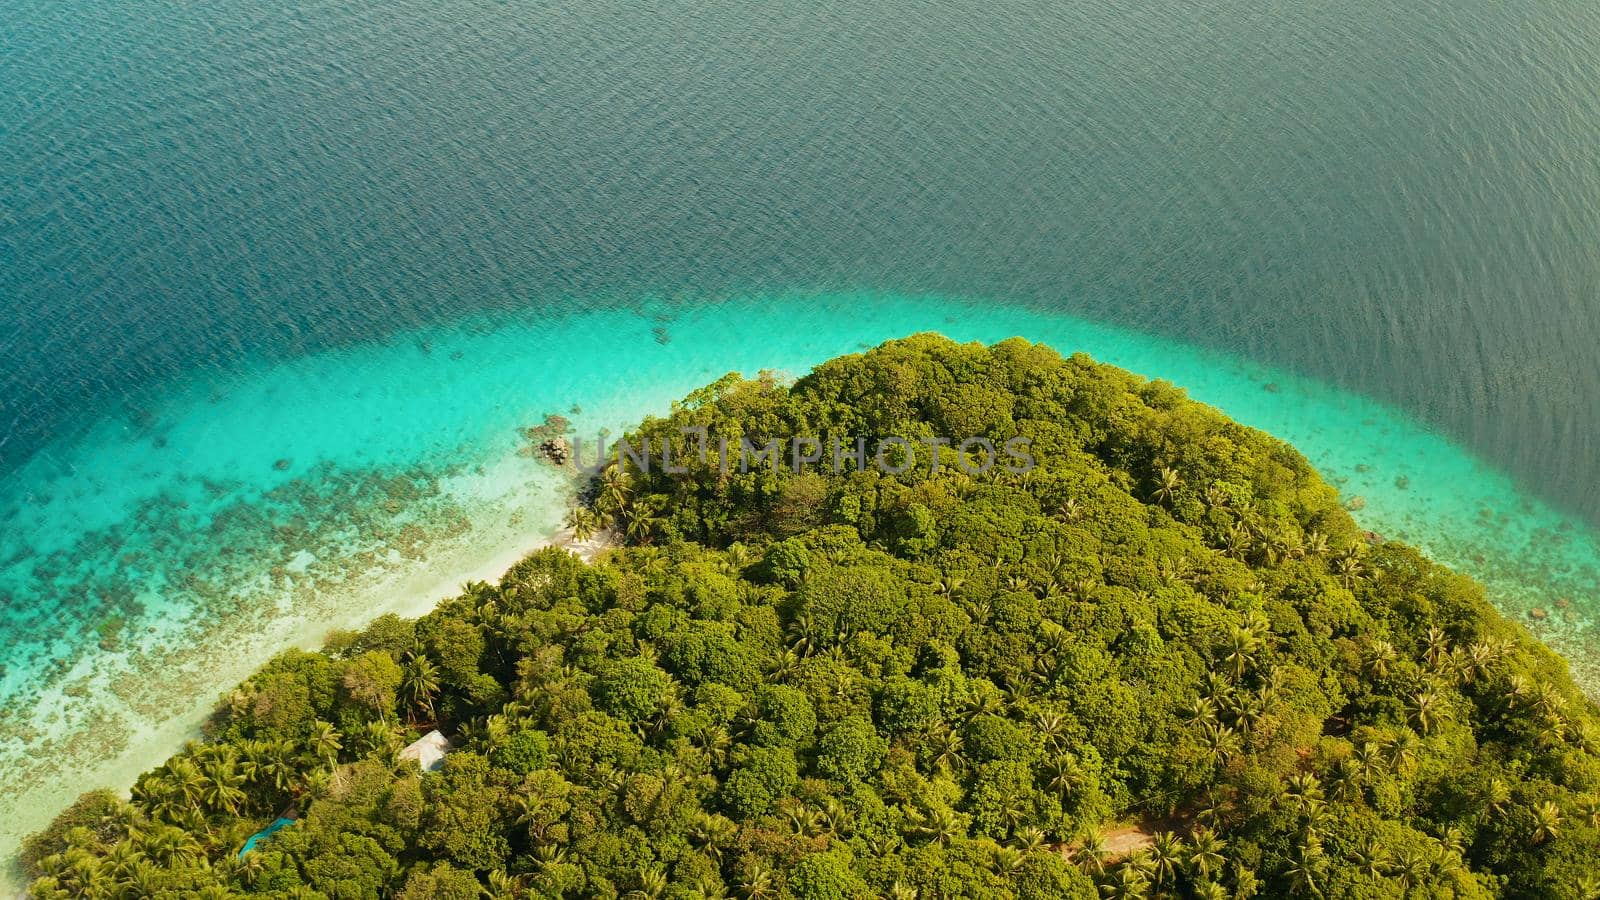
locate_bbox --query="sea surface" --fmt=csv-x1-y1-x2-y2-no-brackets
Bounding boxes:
4,0,1600,882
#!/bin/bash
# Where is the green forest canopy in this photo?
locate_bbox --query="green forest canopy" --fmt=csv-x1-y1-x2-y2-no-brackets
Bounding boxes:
25,334,1600,898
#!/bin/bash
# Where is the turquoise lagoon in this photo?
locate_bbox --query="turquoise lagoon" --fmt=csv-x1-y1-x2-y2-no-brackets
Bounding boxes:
2,294,1597,874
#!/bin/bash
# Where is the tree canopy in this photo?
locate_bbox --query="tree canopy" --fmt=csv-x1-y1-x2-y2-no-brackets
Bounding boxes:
25,334,1600,899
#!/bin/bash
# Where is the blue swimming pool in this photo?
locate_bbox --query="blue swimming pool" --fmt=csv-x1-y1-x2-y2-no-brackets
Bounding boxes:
237,817,296,857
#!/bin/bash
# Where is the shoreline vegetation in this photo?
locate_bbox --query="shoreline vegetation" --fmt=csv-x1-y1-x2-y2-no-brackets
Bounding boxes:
21,335,1600,897
6,297,1600,892
0,521,609,895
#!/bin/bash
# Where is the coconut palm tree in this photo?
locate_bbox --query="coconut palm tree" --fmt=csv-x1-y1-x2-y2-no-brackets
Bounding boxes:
1199,722,1242,762
1187,826,1227,882
1153,467,1182,506
1155,554,1198,586
1243,610,1275,643
1327,760,1362,803
1203,483,1234,510
307,720,342,770
299,768,335,803
531,844,569,872
1258,665,1290,703
1222,625,1262,680
926,724,966,774
1230,691,1267,736
1390,848,1429,889
357,718,402,763
1577,795,1600,828
74,857,114,897
1303,530,1330,556
565,506,600,542
137,824,202,868
694,724,734,770
401,650,441,723
990,846,1027,876
102,839,146,881
1100,860,1151,900
780,800,824,838
1480,776,1512,817
165,757,209,813
648,687,684,738
1345,837,1386,880
1285,773,1326,817
1072,825,1107,875
487,870,528,898
236,739,268,790
1010,826,1048,853
689,873,729,900
598,462,632,503
1056,497,1085,522
885,881,918,900
1362,640,1397,680
1455,642,1495,684
994,792,1031,837
1200,670,1234,705
251,738,297,795
719,540,755,570
1184,696,1219,728
965,688,1008,720
200,752,247,815
759,648,798,683
736,860,777,900
1536,711,1570,749
1285,842,1327,898
818,798,853,838
625,869,669,900
1409,684,1449,735
1385,729,1420,774
463,713,511,755
625,505,662,544
1147,831,1185,886
1531,800,1564,845
1331,549,1365,588
1501,674,1533,709
934,570,966,598
1435,827,1467,866
215,851,264,890
1352,741,1385,780
785,613,819,657
905,804,962,846
1423,626,1451,671
233,739,265,781
1222,522,1251,560
1043,754,1086,805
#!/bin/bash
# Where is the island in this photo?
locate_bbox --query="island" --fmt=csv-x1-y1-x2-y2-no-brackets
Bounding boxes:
22,335,1600,898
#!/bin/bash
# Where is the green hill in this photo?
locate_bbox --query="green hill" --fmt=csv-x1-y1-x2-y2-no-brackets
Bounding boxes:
25,335,1600,898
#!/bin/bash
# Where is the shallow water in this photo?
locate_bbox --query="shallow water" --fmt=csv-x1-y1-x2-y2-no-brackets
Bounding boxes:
2,295,1597,879
6,0,1600,522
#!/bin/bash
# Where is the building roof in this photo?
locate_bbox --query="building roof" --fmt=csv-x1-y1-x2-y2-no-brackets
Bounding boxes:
398,729,452,773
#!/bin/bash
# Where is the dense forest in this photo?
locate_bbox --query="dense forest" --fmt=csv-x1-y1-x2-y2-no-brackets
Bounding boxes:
24,335,1600,898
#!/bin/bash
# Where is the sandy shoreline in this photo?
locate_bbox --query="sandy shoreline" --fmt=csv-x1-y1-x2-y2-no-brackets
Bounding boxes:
4,299,1600,896
0,516,605,896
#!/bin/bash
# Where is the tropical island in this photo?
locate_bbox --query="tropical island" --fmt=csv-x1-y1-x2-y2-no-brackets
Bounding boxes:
22,335,1600,898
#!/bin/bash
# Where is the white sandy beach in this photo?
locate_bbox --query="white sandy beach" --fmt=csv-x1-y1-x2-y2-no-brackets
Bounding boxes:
0,502,606,895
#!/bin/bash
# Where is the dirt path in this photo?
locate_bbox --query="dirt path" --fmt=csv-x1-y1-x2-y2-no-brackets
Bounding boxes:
1100,823,1157,857
1055,813,1190,862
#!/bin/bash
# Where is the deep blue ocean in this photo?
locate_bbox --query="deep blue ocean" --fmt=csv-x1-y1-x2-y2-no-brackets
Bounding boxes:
3,0,1600,875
